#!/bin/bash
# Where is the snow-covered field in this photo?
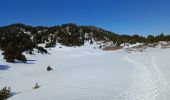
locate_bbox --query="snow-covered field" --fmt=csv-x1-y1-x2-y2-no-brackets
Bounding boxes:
0,44,170,100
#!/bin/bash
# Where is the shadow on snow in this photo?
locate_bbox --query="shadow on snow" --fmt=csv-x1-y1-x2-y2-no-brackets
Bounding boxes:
9,92,22,99
0,65,10,70
14,59,37,64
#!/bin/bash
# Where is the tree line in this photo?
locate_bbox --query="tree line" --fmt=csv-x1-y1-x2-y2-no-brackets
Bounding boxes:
0,23,170,63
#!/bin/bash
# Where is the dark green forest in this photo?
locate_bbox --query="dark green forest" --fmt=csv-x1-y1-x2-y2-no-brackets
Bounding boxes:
0,23,170,63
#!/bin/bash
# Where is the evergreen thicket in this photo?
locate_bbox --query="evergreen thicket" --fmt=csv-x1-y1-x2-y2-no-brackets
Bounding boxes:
0,23,170,63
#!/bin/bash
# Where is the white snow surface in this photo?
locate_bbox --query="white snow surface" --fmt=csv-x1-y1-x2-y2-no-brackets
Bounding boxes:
0,44,170,100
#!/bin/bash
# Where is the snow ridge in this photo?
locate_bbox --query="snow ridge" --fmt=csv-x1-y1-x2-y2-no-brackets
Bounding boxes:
123,52,167,100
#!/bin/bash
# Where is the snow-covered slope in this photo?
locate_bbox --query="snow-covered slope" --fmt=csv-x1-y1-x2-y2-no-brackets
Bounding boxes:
0,45,170,100
123,48,168,100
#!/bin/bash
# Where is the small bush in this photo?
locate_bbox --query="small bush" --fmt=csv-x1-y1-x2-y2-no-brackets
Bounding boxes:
47,66,53,71
99,45,102,49
90,40,93,45
45,42,56,48
36,46,48,54
15,52,27,63
0,87,11,100
33,83,40,89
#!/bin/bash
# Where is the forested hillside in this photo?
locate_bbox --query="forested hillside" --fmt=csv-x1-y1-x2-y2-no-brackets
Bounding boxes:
0,23,170,63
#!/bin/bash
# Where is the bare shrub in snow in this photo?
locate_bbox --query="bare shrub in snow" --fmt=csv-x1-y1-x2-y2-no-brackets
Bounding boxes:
33,83,40,89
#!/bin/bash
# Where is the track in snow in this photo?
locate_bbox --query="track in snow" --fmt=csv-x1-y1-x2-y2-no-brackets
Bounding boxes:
122,52,167,100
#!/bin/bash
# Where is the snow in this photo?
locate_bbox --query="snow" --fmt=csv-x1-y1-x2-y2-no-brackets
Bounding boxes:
0,44,170,100
122,43,144,48
123,50,167,100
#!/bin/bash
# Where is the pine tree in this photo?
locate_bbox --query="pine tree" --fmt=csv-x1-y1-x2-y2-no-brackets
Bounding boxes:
0,87,11,100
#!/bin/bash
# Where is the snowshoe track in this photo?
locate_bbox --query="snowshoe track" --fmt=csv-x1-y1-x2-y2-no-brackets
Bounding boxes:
123,52,167,100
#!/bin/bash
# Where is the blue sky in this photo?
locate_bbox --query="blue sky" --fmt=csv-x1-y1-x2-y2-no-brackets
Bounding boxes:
0,0,170,35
